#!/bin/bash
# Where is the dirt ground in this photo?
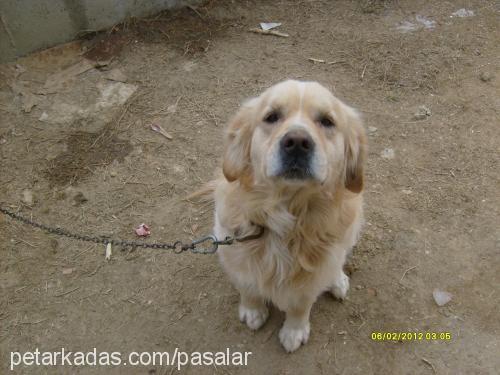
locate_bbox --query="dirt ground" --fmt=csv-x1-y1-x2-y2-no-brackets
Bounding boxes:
1,1,499,374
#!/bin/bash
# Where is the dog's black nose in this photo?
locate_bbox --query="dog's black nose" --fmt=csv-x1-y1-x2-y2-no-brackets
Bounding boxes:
281,131,314,156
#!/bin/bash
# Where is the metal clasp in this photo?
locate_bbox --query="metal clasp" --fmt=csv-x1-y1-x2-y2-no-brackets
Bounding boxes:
190,235,219,254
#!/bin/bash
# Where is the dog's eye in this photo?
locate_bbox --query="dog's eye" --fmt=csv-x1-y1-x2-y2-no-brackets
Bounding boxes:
319,116,335,128
264,111,281,124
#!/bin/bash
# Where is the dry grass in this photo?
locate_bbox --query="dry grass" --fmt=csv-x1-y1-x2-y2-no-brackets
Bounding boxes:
330,26,474,91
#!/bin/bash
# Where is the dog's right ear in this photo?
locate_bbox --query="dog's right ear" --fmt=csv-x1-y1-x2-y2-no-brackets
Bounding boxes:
222,98,258,182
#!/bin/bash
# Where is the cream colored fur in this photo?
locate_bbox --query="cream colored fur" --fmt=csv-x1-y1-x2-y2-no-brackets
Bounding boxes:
211,80,367,352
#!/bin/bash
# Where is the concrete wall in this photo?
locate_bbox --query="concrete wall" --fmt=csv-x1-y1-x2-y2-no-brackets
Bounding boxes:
0,0,199,63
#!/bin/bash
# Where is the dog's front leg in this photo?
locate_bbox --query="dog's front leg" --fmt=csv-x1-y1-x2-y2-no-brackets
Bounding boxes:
329,249,350,300
279,300,313,352
238,287,269,330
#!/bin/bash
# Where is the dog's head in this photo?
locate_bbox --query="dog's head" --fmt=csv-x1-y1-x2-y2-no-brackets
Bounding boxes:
223,80,366,193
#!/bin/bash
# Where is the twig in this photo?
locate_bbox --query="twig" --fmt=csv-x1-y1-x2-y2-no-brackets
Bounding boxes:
249,28,289,38
15,238,38,248
172,265,193,277
88,130,107,150
327,60,346,65
85,264,103,277
74,244,96,259
400,265,418,282
421,358,436,373
20,319,47,325
0,14,16,48
357,320,366,331
54,286,80,297
361,64,368,80
114,200,136,214
308,58,325,63
187,5,204,19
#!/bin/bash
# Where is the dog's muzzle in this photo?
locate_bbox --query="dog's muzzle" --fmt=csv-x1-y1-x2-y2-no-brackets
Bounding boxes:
278,130,315,179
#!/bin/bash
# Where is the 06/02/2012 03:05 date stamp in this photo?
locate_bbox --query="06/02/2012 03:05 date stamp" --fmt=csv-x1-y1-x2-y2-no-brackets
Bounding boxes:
371,332,452,341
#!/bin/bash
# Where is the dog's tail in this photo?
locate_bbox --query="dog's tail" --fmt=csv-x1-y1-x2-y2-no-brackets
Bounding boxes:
184,179,218,203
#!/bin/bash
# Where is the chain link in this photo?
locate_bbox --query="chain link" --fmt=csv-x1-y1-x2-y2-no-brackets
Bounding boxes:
0,206,264,254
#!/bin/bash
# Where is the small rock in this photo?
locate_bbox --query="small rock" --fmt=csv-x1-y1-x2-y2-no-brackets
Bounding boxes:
39,112,49,122
338,330,347,335
479,72,494,82
0,138,6,145
109,171,117,177
451,9,474,18
105,243,112,261
381,148,395,159
366,287,378,297
402,189,412,195
73,192,88,206
355,285,363,290
415,15,436,30
22,189,33,205
62,268,74,275
414,105,431,120
433,289,452,306
367,126,378,135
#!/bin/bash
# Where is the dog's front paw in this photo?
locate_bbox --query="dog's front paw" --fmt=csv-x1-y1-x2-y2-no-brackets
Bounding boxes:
279,323,310,353
330,272,349,300
239,304,269,330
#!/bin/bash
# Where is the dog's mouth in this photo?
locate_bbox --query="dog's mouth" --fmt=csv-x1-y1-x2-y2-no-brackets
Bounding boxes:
278,161,314,180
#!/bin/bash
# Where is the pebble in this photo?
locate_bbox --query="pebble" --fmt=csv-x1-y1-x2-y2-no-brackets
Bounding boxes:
433,289,453,306
62,268,74,275
451,9,474,18
479,71,494,82
381,148,395,159
414,105,431,120
39,112,49,122
22,189,33,205
73,192,88,206
367,126,378,135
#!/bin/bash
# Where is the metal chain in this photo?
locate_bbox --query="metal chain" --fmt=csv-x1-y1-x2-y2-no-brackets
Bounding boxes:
0,206,264,254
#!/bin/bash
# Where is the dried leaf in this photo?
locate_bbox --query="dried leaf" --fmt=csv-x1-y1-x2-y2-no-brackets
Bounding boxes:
135,223,151,237
150,122,173,140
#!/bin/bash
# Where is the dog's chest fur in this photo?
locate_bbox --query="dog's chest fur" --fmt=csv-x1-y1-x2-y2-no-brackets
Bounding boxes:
216,182,358,302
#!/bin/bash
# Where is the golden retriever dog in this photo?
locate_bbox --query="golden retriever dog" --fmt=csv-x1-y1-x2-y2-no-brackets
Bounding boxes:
212,80,366,352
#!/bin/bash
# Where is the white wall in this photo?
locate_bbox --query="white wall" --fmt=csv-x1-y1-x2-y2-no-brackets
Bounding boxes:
0,0,200,63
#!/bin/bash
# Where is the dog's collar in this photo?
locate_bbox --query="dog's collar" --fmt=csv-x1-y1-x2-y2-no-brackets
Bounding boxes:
234,222,266,242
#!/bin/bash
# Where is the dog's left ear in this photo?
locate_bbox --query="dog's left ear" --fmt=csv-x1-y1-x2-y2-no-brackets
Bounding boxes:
222,98,258,182
343,108,367,193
